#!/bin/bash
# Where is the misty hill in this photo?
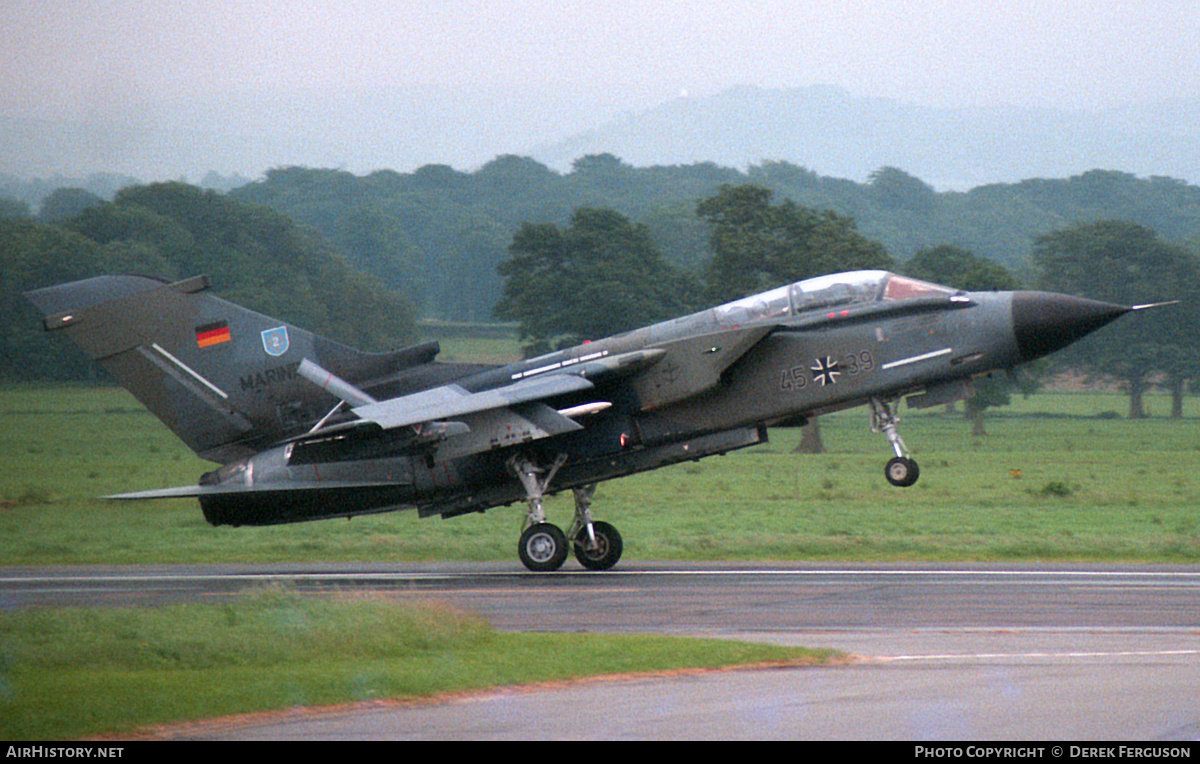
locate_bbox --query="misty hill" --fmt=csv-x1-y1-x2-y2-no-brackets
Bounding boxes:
0,170,252,213
531,85,1200,190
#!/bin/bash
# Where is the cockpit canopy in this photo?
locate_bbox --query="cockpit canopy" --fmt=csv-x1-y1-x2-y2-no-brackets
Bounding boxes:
713,270,958,326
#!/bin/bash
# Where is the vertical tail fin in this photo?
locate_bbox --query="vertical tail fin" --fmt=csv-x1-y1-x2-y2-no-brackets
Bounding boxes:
25,274,425,462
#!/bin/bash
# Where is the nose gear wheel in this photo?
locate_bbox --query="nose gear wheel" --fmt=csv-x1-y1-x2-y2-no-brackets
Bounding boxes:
885,456,920,487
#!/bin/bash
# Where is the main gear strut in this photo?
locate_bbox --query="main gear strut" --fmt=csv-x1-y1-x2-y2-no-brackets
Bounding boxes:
508,455,623,571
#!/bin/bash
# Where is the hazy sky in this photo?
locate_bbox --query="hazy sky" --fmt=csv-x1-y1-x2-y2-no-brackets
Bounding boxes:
3,0,1199,179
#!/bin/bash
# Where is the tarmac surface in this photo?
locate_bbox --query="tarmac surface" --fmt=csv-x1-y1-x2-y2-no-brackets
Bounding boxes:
4,562,1199,740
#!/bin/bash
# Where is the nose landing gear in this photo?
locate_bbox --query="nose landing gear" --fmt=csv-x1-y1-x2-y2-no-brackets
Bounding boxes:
870,398,920,487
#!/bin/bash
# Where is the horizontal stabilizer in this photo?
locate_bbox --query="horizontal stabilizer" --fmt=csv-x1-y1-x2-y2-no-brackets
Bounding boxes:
107,485,212,500
106,479,400,501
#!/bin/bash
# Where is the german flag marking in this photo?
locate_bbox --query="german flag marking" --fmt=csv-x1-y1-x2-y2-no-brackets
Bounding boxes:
195,321,232,348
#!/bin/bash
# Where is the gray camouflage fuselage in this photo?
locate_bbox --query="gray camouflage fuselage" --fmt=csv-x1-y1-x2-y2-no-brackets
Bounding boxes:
27,270,1131,531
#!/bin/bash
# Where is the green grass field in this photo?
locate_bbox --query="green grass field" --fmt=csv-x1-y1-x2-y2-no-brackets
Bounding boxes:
417,323,522,365
1,385,1197,738
1,386,1197,565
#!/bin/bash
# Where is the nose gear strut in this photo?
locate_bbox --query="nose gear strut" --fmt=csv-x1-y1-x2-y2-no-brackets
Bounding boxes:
870,398,920,487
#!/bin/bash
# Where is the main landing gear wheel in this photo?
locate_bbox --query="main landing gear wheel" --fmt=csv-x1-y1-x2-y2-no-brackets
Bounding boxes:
573,520,623,571
509,456,623,572
518,522,569,572
885,456,920,488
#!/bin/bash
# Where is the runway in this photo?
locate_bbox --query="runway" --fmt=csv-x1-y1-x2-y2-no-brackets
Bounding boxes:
3,563,1200,740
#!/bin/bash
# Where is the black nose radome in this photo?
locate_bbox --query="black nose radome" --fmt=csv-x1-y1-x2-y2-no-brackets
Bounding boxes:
1012,291,1130,362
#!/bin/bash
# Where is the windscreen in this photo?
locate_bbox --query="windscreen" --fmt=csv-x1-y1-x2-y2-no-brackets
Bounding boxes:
711,271,957,327
790,271,890,312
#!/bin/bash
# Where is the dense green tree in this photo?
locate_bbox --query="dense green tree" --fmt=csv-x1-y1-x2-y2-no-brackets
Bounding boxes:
472,155,562,212
0,196,31,219
868,167,938,213
1,183,418,381
37,188,104,223
697,185,892,303
227,161,1200,329
1033,220,1200,418
903,244,1021,291
570,153,634,184
495,207,700,353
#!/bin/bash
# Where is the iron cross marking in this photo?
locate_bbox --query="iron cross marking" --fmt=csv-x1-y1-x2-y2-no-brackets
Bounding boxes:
811,355,840,386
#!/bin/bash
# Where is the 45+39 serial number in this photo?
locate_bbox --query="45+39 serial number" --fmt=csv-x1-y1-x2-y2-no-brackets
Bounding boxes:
779,350,874,391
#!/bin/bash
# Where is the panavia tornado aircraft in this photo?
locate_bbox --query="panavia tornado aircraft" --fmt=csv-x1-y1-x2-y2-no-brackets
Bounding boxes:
27,270,1157,571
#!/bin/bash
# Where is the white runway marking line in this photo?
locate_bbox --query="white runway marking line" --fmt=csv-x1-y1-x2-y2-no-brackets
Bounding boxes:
876,648,1200,663
5,568,1200,586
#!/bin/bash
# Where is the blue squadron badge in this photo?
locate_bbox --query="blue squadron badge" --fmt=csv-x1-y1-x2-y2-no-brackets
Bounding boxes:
261,326,290,357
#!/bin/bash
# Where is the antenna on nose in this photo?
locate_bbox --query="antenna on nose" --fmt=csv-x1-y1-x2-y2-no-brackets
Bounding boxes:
1130,301,1180,311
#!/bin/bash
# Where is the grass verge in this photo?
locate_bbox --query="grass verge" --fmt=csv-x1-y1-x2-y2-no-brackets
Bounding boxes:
0,588,835,740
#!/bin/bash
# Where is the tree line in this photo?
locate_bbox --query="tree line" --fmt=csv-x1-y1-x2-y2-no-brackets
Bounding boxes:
223,158,1200,322
3,158,1198,421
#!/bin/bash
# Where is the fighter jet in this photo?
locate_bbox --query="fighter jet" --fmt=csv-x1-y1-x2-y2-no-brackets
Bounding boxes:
26,270,1156,571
